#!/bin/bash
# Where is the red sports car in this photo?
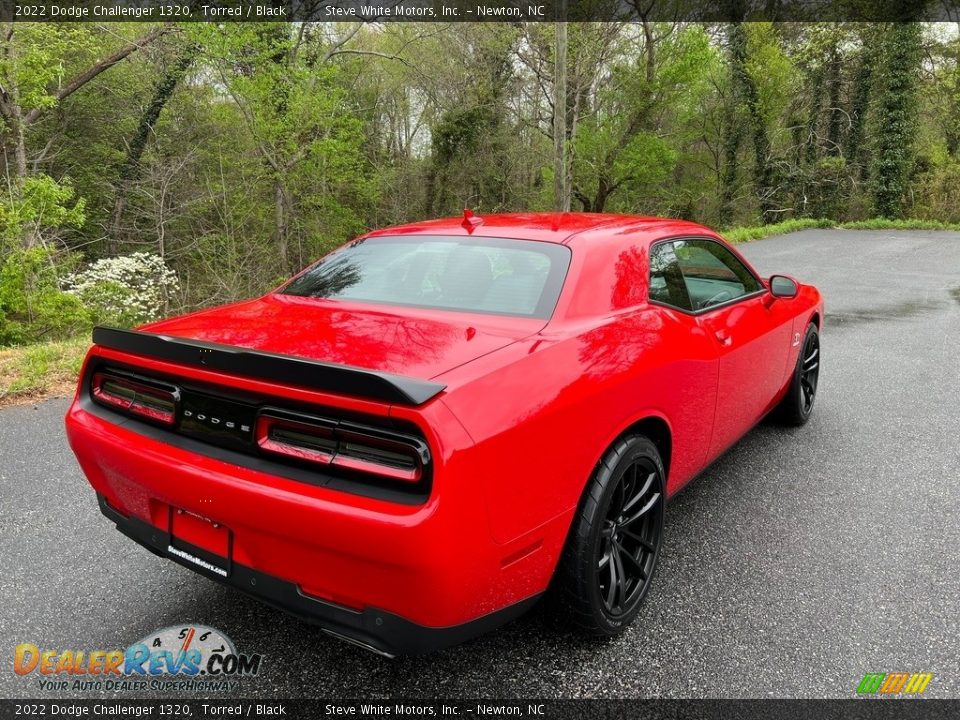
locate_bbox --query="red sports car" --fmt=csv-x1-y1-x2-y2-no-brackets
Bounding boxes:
65,213,823,656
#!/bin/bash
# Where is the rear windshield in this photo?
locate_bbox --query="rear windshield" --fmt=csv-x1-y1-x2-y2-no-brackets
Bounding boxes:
281,236,571,319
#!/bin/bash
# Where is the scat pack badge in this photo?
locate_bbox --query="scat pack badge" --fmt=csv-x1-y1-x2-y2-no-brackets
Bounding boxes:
14,625,262,692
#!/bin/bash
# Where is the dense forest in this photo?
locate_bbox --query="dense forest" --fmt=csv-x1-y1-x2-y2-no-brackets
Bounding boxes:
1,21,959,346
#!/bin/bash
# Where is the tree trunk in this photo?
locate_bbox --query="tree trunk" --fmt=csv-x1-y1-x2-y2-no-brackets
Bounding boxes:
845,42,875,180
729,21,775,224
825,45,843,156
1,33,35,246
641,20,656,85
109,50,194,253
592,175,613,213
553,21,569,212
275,182,290,274
804,65,824,167
871,22,923,218
719,106,742,227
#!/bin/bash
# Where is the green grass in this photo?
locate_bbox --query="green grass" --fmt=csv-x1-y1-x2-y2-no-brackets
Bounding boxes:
0,336,88,405
722,217,960,243
836,218,960,231
721,218,834,244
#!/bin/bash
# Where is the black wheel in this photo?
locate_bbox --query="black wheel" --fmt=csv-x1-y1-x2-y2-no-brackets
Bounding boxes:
552,434,665,635
775,322,820,426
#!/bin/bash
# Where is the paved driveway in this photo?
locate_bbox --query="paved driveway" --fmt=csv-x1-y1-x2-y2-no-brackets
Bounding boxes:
1,230,958,699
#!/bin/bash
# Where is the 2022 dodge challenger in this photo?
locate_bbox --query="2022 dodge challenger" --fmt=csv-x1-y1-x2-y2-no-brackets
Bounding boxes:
65,213,823,656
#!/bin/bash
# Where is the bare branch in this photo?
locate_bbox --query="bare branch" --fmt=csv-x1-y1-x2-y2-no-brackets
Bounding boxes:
325,49,412,68
321,22,366,63
22,24,172,126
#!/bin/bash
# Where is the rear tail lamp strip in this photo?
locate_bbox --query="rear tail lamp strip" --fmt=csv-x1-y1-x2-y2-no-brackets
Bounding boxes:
91,372,178,426
90,369,430,486
256,411,430,484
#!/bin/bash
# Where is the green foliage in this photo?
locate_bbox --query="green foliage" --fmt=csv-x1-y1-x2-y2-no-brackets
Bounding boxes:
845,29,881,177
191,24,373,272
727,22,780,223
744,23,798,131
1,20,957,359
911,158,960,222
870,23,924,218
805,155,852,220
0,25,108,122
0,174,86,245
572,24,714,213
0,177,87,344
433,106,494,164
0,248,91,346
422,25,521,215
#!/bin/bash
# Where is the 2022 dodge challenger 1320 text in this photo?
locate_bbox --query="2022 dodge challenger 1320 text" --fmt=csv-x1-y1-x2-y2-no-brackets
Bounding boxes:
65,213,823,656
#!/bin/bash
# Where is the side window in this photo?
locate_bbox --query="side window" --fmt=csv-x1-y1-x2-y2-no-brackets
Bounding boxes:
673,238,761,311
648,242,693,311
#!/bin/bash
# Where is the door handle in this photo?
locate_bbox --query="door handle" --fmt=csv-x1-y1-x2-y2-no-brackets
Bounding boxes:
714,330,732,347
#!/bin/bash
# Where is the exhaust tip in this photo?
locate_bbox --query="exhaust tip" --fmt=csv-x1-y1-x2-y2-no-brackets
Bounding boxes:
321,628,396,659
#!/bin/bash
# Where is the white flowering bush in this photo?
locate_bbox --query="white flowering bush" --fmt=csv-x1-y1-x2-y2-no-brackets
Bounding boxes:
63,253,179,327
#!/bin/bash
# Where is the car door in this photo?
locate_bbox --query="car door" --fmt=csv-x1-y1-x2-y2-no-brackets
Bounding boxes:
670,238,792,460
647,241,719,482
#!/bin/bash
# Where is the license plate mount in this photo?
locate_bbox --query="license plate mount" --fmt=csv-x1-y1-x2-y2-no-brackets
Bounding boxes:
167,506,232,578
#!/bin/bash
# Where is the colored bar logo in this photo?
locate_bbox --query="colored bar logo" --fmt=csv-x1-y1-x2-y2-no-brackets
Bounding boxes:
857,672,933,695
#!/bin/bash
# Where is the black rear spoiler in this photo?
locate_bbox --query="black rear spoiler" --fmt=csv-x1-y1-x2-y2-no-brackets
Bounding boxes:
91,326,446,406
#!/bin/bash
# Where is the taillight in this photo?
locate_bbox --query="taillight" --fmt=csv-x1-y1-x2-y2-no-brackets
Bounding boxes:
256,411,430,483
91,372,178,426
255,415,337,465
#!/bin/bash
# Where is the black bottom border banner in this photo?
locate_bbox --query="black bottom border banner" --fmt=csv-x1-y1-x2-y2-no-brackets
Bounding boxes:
2,700,960,720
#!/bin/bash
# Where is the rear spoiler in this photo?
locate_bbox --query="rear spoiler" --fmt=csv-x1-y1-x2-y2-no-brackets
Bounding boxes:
91,326,446,406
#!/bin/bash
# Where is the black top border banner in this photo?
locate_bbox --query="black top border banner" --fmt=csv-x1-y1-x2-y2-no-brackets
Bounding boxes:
5,0,959,23
1,699,960,719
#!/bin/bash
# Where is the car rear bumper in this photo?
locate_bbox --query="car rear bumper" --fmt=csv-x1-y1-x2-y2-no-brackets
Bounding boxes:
95,494,538,657
65,397,557,655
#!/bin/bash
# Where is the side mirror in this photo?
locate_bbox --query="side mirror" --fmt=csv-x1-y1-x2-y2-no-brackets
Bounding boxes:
769,274,799,299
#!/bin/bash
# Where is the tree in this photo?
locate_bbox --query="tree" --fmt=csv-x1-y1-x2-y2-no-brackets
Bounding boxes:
870,22,923,218
554,21,569,211
109,41,196,252
570,24,712,214
195,23,372,274
422,24,520,215
0,23,168,247
729,21,774,223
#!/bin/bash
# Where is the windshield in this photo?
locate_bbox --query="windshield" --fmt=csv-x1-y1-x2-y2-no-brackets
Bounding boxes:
281,236,571,319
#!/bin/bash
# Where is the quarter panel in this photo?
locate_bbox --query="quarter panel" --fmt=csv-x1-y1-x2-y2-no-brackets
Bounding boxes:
439,306,719,545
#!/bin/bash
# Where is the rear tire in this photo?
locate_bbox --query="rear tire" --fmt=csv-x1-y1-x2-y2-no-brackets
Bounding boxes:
552,434,665,636
775,322,820,426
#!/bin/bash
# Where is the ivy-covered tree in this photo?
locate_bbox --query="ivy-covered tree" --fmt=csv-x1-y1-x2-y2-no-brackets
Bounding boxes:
870,22,924,218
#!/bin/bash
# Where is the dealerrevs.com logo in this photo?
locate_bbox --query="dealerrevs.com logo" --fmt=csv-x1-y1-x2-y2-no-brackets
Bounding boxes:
14,625,262,693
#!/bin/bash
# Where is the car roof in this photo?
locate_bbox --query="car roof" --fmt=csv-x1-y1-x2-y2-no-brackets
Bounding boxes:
362,213,718,245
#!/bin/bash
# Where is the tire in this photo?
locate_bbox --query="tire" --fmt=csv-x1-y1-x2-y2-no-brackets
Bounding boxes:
552,434,665,636
775,321,821,426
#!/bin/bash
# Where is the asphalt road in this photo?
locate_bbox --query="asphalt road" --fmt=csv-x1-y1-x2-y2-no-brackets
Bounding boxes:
1,229,959,700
